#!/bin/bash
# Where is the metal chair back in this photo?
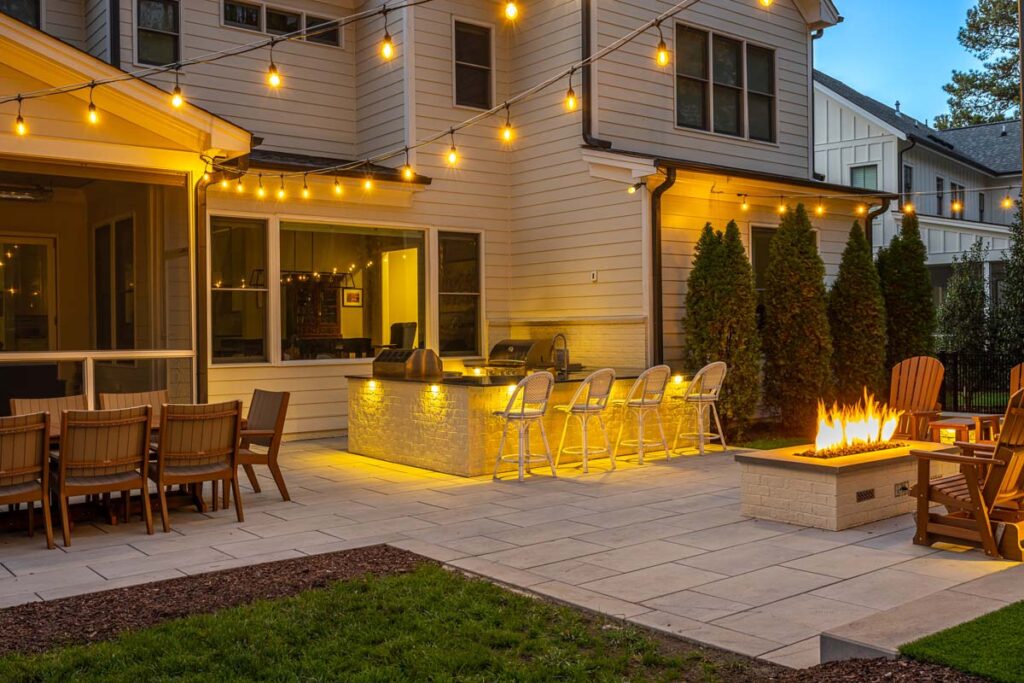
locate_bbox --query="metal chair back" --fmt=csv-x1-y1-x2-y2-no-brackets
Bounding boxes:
565,368,616,412
686,362,728,401
501,372,555,418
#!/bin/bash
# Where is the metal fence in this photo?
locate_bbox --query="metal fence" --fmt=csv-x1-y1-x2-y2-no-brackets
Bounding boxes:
937,351,1020,413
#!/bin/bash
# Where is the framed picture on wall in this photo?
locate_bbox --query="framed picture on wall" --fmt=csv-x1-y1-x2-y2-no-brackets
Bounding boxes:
342,288,363,308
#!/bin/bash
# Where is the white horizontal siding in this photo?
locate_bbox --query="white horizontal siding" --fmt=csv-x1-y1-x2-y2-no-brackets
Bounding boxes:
44,0,86,47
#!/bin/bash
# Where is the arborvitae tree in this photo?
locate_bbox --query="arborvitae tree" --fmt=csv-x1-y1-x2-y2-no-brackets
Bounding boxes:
938,239,988,355
683,221,761,438
991,203,1024,360
877,212,936,368
828,222,888,403
762,204,832,434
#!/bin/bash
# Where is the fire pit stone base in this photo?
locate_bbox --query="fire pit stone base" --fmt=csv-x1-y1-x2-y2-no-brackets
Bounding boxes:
735,441,959,531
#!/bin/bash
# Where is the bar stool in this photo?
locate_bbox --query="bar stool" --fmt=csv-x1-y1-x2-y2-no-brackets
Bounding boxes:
672,361,728,455
493,372,557,482
554,368,616,473
613,365,672,465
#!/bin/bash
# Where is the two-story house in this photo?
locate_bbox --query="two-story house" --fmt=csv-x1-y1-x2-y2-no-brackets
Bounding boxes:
814,71,1023,304
0,0,879,437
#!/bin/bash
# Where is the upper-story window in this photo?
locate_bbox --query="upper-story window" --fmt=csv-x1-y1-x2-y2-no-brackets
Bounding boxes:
222,0,341,47
936,177,945,216
137,0,180,66
951,182,965,219
0,0,40,27
851,164,878,190
454,21,492,110
675,24,776,143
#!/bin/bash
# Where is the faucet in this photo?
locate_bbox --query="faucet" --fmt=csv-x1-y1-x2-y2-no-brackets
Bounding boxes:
552,333,569,376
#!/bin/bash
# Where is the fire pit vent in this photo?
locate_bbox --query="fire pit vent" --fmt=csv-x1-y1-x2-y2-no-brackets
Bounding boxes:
856,488,876,503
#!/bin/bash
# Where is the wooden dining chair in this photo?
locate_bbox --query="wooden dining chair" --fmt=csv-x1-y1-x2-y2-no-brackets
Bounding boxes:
55,407,153,547
232,390,290,502
0,412,54,549
889,356,944,441
99,390,169,432
10,395,87,440
150,401,243,531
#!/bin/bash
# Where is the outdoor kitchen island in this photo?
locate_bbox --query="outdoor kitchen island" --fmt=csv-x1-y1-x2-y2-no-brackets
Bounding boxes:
346,370,689,477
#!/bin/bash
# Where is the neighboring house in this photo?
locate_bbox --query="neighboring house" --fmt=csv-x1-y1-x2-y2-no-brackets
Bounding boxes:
814,70,1023,306
0,0,878,437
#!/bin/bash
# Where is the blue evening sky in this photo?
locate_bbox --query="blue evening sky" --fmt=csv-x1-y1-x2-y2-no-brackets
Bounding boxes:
815,0,981,125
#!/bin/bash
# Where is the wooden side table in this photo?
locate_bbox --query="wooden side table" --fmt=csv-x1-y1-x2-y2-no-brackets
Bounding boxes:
928,414,1001,444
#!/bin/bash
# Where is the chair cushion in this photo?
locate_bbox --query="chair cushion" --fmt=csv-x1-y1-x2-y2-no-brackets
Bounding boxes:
65,471,142,488
149,462,230,479
0,481,41,499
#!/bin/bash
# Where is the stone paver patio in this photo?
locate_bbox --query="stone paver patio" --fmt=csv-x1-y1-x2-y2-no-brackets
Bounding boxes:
0,439,1021,668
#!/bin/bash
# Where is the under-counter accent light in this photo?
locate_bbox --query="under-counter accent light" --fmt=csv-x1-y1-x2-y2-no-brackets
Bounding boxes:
430,384,440,394
368,380,378,391
507,384,517,395
472,367,483,376
672,374,684,385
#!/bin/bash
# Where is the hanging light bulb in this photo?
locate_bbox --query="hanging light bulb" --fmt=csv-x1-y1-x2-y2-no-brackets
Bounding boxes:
740,195,750,211
86,83,99,124
171,70,184,108
236,177,244,192
564,69,578,112
220,177,230,189
266,44,282,88
14,96,27,136
759,0,774,6
202,163,211,183
951,199,963,213
503,1,518,20
334,176,343,195
501,104,514,143
776,198,786,215
302,174,310,199
856,204,867,216
363,177,374,191
446,129,459,166
401,148,414,181
1002,194,1015,209
655,23,670,67
380,9,395,60
277,175,286,199
815,200,825,217
256,174,266,199
903,201,915,214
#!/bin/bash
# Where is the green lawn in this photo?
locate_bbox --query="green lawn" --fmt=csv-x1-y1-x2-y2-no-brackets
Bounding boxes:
0,565,754,682
901,600,1024,683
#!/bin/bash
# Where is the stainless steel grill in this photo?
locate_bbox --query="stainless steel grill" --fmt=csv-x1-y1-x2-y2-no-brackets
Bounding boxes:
464,338,556,376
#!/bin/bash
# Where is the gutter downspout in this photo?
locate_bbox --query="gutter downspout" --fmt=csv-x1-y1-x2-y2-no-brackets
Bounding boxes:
897,138,917,212
865,197,891,254
194,174,212,403
650,167,676,365
109,0,121,67
581,0,612,149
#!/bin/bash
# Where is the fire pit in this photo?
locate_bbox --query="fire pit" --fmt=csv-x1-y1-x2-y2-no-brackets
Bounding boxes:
735,390,958,531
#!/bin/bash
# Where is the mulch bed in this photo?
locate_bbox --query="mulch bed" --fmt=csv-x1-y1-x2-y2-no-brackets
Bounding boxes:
0,544,429,657
0,545,987,683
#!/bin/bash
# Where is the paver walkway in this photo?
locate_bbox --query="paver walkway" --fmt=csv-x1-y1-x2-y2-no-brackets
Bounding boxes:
0,439,1019,668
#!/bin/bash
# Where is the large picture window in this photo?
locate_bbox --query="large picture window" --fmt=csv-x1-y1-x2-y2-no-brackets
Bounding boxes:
137,0,180,66
279,223,425,361
454,21,492,109
94,218,135,350
210,217,268,363
676,24,775,142
438,232,481,357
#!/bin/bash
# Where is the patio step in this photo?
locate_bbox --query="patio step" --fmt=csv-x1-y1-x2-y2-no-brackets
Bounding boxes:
821,564,1024,662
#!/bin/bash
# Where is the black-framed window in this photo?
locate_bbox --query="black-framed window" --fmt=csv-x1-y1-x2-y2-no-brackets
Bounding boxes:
224,0,260,30
210,217,268,364
851,164,878,190
438,232,481,357
675,25,709,130
266,6,300,35
979,192,986,223
746,44,774,142
951,182,965,219
675,24,775,142
936,177,945,216
306,15,339,46
454,21,492,109
137,0,180,66
902,164,914,209
0,0,40,27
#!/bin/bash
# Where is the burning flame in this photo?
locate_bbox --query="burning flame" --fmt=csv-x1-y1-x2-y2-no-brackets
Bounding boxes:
814,390,903,453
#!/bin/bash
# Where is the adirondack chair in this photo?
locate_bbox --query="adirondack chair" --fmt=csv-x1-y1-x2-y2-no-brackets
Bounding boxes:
1012,363,1023,396
889,356,944,441
910,389,1024,560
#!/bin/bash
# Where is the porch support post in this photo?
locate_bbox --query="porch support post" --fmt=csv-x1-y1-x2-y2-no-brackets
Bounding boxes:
194,175,211,403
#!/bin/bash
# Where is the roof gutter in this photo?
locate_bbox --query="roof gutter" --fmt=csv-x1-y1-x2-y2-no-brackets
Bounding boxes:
650,167,676,365
581,0,612,149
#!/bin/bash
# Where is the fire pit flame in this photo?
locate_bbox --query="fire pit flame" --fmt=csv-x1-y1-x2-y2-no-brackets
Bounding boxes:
814,390,903,454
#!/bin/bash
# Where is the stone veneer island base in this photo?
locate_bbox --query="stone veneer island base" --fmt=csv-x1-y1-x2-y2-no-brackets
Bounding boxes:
735,441,959,531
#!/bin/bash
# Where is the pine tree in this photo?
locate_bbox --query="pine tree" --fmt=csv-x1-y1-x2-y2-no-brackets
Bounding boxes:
683,222,761,438
762,204,832,434
938,239,988,355
992,203,1024,360
829,222,888,403
877,212,936,369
